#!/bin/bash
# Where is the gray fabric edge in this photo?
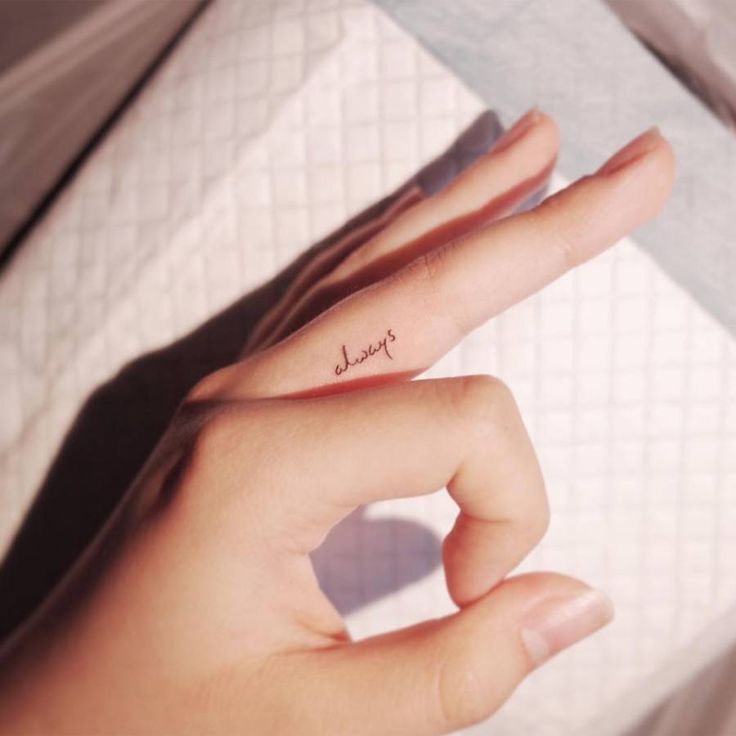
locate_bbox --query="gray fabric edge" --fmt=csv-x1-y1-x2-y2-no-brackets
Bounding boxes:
373,0,736,337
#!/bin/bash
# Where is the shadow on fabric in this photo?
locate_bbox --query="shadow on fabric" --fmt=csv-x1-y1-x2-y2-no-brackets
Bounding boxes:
0,110,507,642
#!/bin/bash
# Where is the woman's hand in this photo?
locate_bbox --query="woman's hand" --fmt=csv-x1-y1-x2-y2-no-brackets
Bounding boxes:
0,111,675,735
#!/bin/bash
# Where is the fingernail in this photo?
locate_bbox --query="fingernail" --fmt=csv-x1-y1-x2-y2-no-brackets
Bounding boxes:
520,588,614,666
597,126,662,175
493,107,542,153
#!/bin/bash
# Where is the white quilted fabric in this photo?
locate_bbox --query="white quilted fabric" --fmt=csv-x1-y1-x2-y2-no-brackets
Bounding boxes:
1,0,735,734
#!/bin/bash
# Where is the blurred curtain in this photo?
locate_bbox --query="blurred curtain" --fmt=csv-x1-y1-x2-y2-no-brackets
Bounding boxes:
0,0,206,256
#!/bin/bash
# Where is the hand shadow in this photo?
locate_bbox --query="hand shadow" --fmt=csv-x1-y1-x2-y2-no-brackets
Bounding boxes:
0,110,506,643
311,507,442,617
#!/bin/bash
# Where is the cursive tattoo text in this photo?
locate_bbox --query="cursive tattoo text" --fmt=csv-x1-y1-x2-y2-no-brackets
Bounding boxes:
334,328,397,376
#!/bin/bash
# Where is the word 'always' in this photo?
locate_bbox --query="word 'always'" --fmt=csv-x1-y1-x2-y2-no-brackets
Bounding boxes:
334,328,397,376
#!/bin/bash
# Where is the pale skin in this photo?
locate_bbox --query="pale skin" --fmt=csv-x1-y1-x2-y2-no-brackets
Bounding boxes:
0,110,675,735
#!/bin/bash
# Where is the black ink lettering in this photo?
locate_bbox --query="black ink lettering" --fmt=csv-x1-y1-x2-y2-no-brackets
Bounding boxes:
333,328,397,376
334,344,352,376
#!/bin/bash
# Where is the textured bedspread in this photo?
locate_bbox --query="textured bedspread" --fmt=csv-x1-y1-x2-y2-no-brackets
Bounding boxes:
1,1,735,734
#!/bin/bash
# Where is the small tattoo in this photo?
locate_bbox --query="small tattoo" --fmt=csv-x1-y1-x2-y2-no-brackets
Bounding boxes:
334,328,397,376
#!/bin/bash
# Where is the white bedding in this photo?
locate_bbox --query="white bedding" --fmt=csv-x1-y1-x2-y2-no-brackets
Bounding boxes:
1,1,735,733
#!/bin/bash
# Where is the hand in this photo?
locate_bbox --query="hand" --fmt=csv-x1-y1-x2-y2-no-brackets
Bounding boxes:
0,111,675,735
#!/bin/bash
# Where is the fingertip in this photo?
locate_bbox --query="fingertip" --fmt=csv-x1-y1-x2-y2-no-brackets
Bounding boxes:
428,573,613,727
518,585,614,667
597,127,663,176
596,127,676,217
519,109,561,164
463,572,614,673
651,130,677,200
533,109,561,153
492,107,560,160
623,132,677,221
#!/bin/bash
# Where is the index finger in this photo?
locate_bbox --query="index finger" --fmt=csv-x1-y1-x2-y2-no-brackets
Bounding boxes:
198,127,675,401
190,375,547,607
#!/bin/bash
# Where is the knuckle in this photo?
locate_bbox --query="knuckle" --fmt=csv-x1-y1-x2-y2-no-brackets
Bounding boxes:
418,244,446,283
389,242,472,338
504,477,550,554
508,460,549,548
418,245,471,337
446,374,516,439
186,405,262,485
396,241,451,287
186,369,227,402
390,249,435,288
531,197,581,270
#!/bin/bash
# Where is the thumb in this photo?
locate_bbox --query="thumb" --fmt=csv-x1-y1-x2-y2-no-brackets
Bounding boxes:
308,573,613,736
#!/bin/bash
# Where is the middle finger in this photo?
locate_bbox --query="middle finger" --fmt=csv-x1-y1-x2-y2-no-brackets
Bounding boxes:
196,126,674,402
254,109,558,351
